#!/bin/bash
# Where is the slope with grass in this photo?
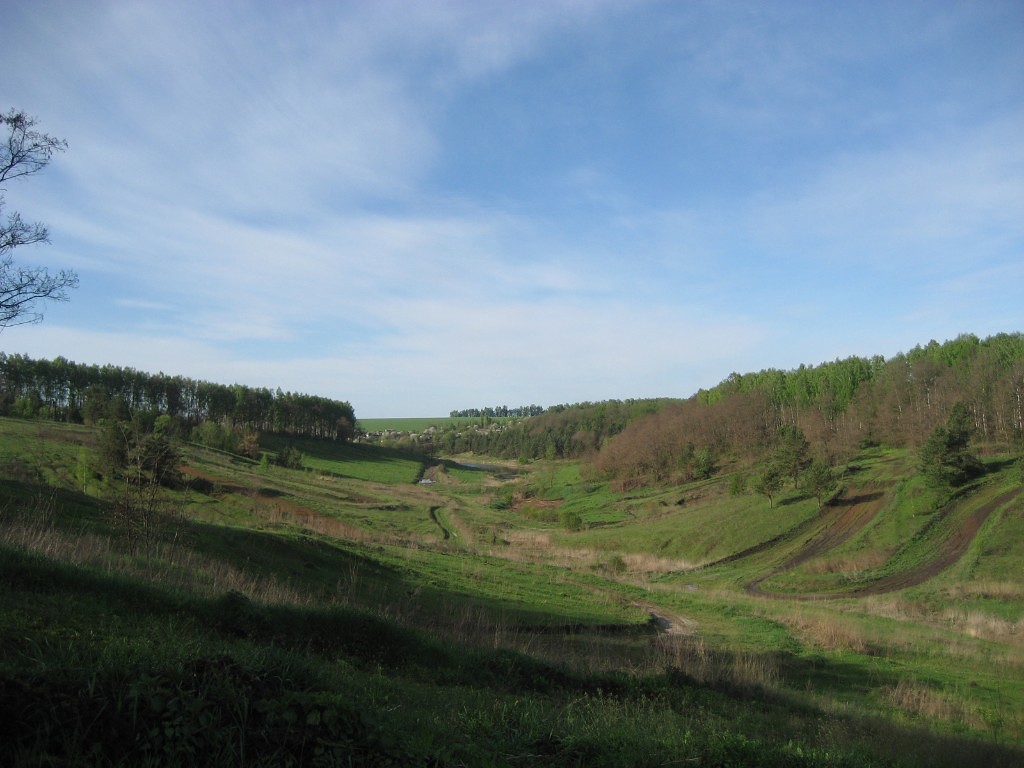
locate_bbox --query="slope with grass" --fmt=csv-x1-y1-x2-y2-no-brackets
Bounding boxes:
1,416,1022,766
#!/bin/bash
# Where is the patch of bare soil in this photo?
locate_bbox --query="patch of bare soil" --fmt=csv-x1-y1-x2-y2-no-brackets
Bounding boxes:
511,496,562,513
640,604,697,635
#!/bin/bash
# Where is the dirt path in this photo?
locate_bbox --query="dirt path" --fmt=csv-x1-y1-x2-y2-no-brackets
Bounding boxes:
841,486,1021,597
702,485,887,571
640,604,697,635
746,484,888,597
428,506,452,540
749,486,1021,600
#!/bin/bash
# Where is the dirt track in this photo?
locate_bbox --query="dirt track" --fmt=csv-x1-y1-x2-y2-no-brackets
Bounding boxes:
747,485,1021,600
841,486,1021,597
746,484,888,597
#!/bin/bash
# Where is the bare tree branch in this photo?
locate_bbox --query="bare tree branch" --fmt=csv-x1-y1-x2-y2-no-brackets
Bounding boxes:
0,109,76,329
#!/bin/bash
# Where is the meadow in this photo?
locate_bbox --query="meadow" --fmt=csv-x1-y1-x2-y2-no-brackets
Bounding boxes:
1,416,1022,766
357,416,500,433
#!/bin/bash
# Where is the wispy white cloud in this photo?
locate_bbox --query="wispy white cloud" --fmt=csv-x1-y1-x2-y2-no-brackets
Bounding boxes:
1,0,1020,416
745,116,1024,267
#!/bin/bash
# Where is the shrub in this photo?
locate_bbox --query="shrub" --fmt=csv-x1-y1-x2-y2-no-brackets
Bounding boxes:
276,445,304,470
560,509,583,532
728,473,747,496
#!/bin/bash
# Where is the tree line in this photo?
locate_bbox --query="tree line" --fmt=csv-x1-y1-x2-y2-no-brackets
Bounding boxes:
592,333,1024,490
414,334,1023,492
421,399,677,460
0,353,356,441
449,405,547,418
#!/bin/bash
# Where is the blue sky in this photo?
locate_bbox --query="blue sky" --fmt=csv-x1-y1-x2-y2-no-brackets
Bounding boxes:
2,0,1022,417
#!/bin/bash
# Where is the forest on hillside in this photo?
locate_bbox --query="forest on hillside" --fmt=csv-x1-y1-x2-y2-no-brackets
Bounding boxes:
430,334,1024,488
3,334,1022,489
590,333,1023,489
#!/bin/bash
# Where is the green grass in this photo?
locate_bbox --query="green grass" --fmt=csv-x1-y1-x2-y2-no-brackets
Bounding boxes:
1,416,1023,765
260,433,426,484
3,545,1018,767
358,416,504,432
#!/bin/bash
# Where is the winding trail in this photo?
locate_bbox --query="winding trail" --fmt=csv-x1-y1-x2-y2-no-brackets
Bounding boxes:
746,484,889,597
701,485,889,572
747,485,1021,600
837,486,1021,597
428,506,452,540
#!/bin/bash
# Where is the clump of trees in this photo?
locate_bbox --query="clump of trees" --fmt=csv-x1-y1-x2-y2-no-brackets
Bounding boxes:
801,460,839,509
275,445,305,470
449,404,546,418
918,401,983,494
440,399,677,465
191,420,260,459
94,413,184,556
747,426,837,509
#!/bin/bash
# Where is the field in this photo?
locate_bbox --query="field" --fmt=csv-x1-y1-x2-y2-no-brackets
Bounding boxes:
357,416,503,433
1,416,1022,766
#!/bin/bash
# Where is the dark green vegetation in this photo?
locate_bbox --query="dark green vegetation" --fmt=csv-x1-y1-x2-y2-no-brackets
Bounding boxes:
2,333,1023,766
0,352,356,440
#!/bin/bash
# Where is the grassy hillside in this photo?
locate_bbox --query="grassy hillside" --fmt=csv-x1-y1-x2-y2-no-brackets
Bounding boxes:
1,416,1022,766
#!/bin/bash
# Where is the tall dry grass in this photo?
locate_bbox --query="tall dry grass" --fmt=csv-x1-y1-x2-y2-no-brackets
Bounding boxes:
857,595,1024,647
651,633,781,690
941,607,1023,645
802,549,891,575
0,497,322,607
776,608,873,654
882,679,985,731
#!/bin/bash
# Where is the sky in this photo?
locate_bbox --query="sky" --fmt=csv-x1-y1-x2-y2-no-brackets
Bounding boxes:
1,0,1022,417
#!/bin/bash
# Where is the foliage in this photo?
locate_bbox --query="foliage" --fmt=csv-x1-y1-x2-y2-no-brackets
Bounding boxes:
694,446,717,479
191,419,260,458
728,472,748,496
752,466,785,508
0,352,355,441
801,460,838,509
560,508,583,531
2,417,1024,765
449,403,546,418
1,109,78,328
590,333,1024,491
276,445,305,470
444,398,676,462
774,425,812,486
96,416,184,555
918,402,983,492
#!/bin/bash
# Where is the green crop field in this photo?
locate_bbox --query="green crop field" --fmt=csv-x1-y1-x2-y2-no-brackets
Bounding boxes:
1,416,1022,766
357,416,494,432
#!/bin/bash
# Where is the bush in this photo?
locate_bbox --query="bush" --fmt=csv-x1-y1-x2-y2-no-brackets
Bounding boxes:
276,445,304,470
728,473,747,496
560,509,583,532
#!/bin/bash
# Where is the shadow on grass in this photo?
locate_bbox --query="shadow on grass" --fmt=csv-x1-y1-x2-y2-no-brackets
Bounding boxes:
261,434,422,466
3,542,1023,767
829,491,884,507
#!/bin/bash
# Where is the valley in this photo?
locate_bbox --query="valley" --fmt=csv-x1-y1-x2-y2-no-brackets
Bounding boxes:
1,412,1021,766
